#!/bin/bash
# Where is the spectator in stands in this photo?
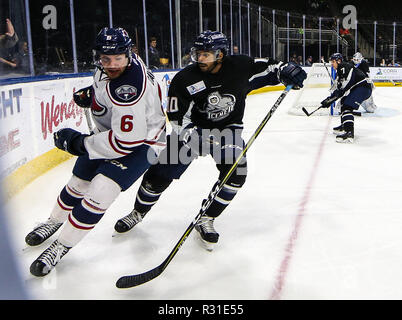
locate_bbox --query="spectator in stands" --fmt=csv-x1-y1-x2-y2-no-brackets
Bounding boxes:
305,55,313,66
0,19,18,49
297,56,303,65
131,45,139,56
0,18,19,74
388,60,400,67
0,54,16,69
148,36,160,69
12,41,30,73
380,58,386,67
181,51,192,67
233,45,239,55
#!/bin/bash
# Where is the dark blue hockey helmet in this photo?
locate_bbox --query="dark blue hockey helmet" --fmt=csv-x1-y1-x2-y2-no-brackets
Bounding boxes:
93,27,132,67
190,30,229,63
330,52,343,62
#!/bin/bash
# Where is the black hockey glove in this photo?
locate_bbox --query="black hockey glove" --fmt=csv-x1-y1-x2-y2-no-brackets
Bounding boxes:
278,62,307,89
54,128,89,156
73,86,93,108
321,95,339,108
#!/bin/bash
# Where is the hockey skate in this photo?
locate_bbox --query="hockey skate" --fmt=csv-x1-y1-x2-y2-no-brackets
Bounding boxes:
336,131,354,143
25,219,63,246
195,215,219,251
30,240,70,277
114,209,146,234
333,124,345,135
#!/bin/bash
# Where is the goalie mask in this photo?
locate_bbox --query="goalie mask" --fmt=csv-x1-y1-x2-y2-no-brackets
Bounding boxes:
353,52,364,65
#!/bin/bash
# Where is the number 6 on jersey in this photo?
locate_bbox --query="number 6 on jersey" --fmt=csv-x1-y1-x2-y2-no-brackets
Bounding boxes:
121,115,134,132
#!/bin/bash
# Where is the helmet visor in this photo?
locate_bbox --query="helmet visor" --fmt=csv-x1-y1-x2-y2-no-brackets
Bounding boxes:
190,47,221,63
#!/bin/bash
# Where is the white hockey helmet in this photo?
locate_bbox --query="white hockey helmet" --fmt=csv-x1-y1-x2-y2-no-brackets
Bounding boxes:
353,52,363,64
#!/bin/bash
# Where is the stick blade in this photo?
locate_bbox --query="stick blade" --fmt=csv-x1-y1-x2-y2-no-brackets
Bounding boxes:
116,266,163,289
301,107,311,116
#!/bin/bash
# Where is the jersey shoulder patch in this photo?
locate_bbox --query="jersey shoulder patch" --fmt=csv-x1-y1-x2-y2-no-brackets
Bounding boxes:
107,60,146,106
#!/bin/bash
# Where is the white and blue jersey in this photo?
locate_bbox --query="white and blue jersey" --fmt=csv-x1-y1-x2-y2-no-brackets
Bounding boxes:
84,54,167,160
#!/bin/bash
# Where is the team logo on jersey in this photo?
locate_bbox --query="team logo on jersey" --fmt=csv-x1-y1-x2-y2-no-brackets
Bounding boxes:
115,85,138,101
187,81,206,95
202,91,236,121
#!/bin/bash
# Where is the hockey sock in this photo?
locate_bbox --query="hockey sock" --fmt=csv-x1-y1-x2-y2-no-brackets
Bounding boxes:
341,108,354,133
204,182,242,218
50,176,90,223
133,173,172,214
134,185,162,214
58,174,121,247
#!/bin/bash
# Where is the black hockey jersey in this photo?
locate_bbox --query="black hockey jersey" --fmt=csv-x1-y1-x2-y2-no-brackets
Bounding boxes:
166,55,280,130
330,61,371,99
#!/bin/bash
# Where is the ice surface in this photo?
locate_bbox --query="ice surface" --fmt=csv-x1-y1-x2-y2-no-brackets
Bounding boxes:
4,87,402,299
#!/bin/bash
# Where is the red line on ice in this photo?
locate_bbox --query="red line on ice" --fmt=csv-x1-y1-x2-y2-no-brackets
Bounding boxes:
269,117,331,300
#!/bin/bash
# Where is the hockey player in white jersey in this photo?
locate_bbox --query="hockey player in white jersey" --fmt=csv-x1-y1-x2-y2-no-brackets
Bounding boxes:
25,27,166,277
352,52,377,113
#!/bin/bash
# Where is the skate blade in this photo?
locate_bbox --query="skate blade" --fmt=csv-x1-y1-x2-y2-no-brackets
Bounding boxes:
112,231,125,238
333,130,345,135
22,245,33,252
336,137,354,143
196,233,216,252
22,243,42,252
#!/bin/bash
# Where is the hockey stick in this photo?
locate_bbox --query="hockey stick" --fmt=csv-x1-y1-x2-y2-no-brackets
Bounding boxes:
115,84,294,289
302,105,324,117
321,58,335,86
84,108,96,134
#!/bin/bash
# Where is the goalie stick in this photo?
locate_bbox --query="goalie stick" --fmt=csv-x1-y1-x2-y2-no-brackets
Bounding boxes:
115,84,294,289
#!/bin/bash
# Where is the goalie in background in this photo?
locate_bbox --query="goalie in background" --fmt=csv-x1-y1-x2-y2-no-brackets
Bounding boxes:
352,52,377,113
320,53,372,143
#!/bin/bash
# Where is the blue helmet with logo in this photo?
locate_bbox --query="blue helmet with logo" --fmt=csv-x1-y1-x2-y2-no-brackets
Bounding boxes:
93,27,132,68
330,52,343,62
193,30,229,55
190,30,229,63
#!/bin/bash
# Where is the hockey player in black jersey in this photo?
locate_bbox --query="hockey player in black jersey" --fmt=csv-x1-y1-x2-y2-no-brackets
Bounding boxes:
114,30,306,250
352,52,377,113
321,53,372,143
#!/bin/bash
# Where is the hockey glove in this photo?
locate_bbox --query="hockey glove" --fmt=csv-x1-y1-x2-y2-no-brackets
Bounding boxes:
321,95,339,108
54,128,88,156
73,86,93,108
278,62,307,89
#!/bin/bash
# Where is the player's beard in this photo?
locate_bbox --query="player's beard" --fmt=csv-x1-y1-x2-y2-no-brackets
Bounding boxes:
104,67,125,79
198,60,220,73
